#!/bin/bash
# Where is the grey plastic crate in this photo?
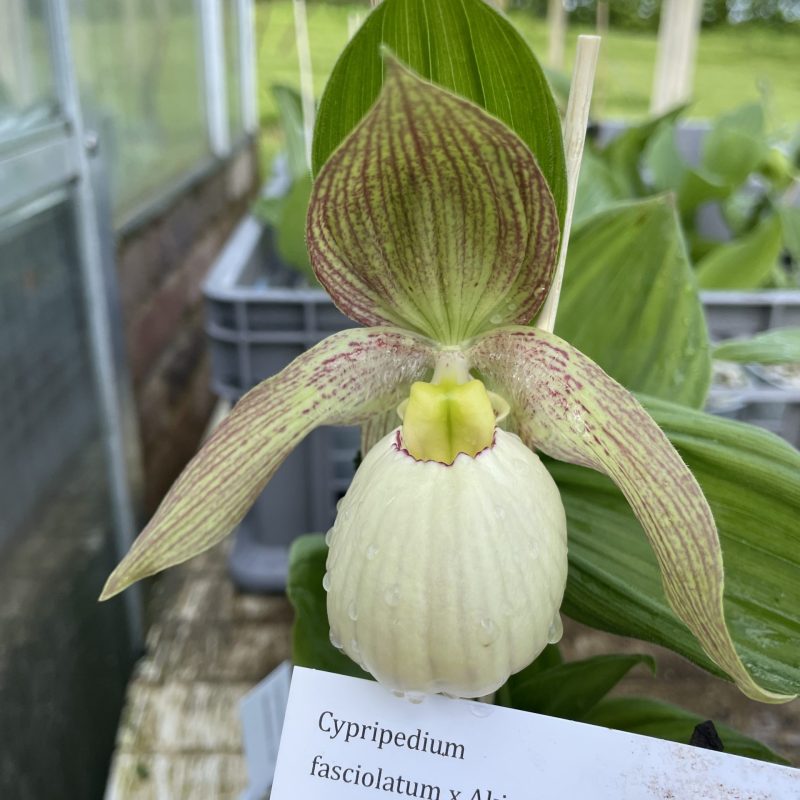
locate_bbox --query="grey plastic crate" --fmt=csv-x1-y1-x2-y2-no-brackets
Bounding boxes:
701,290,800,340
703,291,800,448
204,214,360,592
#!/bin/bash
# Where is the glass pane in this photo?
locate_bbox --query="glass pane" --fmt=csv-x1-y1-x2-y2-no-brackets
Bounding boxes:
69,0,210,218
0,0,59,142
225,0,244,137
0,193,133,799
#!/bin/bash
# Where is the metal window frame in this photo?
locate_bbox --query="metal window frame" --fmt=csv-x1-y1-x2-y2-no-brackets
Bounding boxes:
199,0,232,157
238,0,258,135
43,0,145,650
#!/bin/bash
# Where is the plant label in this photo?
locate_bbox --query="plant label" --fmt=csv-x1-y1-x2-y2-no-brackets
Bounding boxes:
270,667,798,799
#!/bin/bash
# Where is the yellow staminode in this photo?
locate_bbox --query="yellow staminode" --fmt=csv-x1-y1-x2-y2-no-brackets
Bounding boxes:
402,378,496,464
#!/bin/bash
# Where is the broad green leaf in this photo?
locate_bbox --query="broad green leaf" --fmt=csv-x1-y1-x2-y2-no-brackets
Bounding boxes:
702,103,766,187
308,59,559,344
542,67,571,111
643,123,729,217
573,149,625,227
696,214,783,290
469,329,791,703
779,204,800,262
312,0,567,225
556,197,711,408
713,328,800,364
287,534,371,679
600,105,686,197
275,175,314,281
552,395,800,698
585,697,788,765
273,84,310,181
508,654,655,720
101,329,435,598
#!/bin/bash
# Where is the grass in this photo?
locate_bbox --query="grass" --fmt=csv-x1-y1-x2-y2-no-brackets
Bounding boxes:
255,1,799,172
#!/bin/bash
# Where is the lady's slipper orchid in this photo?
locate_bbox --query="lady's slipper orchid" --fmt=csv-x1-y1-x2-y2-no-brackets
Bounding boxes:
101,59,790,704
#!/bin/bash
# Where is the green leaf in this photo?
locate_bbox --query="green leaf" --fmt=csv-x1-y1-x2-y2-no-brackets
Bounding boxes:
573,149,626,227
275,175,314,281
702,103,767,187
469,329,789,703
553,395,800,698
779,204,800,262
600,106,686,197
696,214,783,290
643,123,729,217
556,197,711,408
508,654,655,720
287,534,371,679
713,328,800,364
101,329,435,598
585,697,788,765
308,58,559,344
273,84,309,181
311,0,567,225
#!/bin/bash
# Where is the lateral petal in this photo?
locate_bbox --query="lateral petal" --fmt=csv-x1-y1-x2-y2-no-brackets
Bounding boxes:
101,328,435,599
468,326,791,703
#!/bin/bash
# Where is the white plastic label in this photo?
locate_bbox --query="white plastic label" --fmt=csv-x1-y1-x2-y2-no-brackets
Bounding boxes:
271,667,798,799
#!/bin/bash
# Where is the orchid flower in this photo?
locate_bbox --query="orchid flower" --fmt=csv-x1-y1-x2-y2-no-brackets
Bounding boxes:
101,60,789,705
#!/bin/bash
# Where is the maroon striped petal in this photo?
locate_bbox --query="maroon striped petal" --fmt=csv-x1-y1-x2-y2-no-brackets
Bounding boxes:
468,326,790,703
101,328,435,599
307,57,559,345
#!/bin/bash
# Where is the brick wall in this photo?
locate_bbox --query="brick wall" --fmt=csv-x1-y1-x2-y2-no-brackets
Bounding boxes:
117,142,259,514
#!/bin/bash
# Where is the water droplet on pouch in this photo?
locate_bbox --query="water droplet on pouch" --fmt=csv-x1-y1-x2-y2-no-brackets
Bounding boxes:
348,601,359,621
325,528,335,546
547,614,564,644
384,584,400,607
350,638,360,654
392,690,405,699
366,544,379,561
489,313,504,325
322,572,331,592
329,628,342,649
477,617,499,646
406,692,425,705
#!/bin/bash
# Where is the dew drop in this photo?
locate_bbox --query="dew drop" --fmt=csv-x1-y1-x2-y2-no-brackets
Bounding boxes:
489,313,504,325
324,528,335,546
392,690,405,699
329,628,342,649
534,285,547,296
336,498,344,512
477,617,499,646
547,614,564,644
366,544,379,561
406,692,426,705
469,701,493,718
384,584,401,607
350,638,360,654
348,601,359,621
322,572,331,592
569,411,586,436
